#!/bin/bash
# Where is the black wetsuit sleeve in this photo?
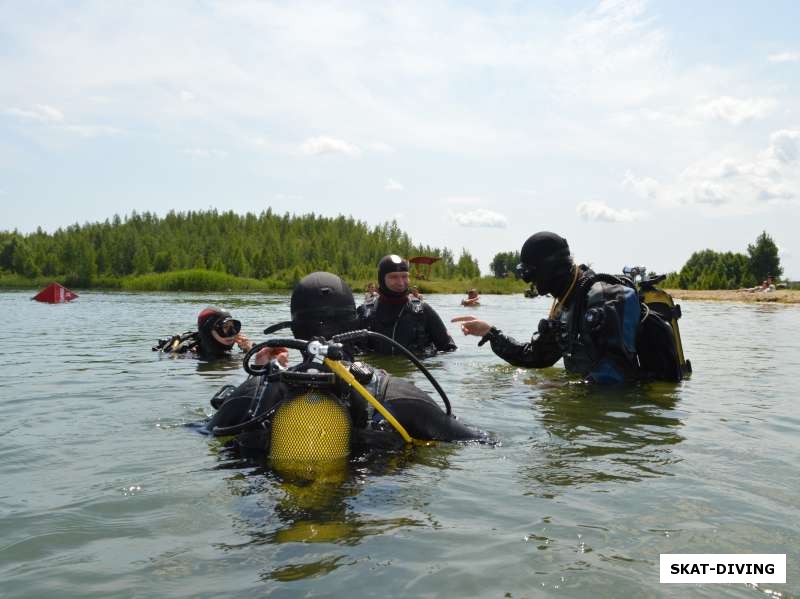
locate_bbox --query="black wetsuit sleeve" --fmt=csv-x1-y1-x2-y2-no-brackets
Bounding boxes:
382,377,483,441
487,327,562,368
423,303,457,352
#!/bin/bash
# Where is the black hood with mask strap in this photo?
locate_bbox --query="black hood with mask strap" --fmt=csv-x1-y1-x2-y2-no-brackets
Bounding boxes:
518,232,574,297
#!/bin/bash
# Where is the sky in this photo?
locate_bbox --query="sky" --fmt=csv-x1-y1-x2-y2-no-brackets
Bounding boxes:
1,0,799,278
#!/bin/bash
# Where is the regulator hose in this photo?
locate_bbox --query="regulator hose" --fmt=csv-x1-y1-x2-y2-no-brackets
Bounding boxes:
243,329,452,415
332,329,452,416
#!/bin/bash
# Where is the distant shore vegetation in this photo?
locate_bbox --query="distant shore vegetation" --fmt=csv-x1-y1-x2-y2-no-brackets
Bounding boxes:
1,211,786,293
0,209,523,293
660,231,784,290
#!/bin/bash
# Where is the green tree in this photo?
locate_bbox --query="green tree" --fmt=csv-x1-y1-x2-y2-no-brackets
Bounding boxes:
65,238,97,286
489,250,520,278
132,245,153,275
10,238,41,278
153,251,176,273
747,231,782,282
455,249,480,279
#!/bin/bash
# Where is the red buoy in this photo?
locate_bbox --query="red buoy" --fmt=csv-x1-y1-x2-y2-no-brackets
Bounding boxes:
32,282,79,303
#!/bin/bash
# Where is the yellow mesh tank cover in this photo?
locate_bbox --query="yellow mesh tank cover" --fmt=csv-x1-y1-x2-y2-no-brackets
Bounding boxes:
270,390,352,463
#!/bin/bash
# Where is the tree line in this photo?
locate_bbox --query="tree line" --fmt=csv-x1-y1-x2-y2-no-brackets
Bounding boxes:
488,231,784,290
662,231,783,289
0,209,481,287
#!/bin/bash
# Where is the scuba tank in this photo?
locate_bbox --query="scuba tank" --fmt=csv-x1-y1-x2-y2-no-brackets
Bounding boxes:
152,331,199,354
623,266,692,380
209,329,460,478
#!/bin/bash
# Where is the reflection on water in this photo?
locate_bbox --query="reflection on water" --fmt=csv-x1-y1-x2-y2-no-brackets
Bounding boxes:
194,358,245,375
521,381,684,494
209,440,460,582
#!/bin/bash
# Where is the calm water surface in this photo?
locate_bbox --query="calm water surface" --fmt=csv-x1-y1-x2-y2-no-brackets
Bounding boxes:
1,290,798,598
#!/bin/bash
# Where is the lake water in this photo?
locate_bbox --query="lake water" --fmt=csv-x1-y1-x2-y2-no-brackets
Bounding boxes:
1,290,798,598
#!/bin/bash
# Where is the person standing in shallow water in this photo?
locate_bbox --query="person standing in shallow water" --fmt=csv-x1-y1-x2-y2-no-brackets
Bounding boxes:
453,232,661,383
357,255,456,357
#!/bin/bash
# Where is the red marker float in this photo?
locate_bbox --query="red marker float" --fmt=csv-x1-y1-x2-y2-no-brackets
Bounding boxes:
32,282,78,303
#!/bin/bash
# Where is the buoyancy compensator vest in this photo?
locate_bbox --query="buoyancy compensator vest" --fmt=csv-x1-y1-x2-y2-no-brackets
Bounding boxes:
549,270,691,382
359,296,436,356
152,331,199,354
553,272,641,383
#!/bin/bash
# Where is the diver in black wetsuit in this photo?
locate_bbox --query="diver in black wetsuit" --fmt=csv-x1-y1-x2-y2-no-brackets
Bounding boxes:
356,255,456,357
152,307,252,360
454,232,688,384
203,272,483,456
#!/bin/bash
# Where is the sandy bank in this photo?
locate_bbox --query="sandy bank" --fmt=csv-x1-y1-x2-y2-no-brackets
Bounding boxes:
666,289,800,304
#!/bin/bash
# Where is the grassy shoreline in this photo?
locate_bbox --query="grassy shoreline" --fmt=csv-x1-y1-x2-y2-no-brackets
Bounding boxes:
0,269,529,295
5,271,796,302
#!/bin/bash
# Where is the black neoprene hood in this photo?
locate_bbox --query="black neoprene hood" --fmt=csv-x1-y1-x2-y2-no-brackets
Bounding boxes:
378,254,409,296
520,232,570,269
290,271,358,339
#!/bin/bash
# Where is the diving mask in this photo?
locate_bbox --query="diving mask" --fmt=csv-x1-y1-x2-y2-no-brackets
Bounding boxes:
214,318,242,338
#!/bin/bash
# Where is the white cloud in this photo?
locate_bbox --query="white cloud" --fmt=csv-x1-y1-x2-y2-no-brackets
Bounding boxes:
385,179,404,191
768,51,800,63
300,136,361,156
182,148,228,159
449,208,508,228
4,104,64,123
655,129,800,211
180,90,196,102
622,170,661,200
687,181,729,205
576,200,643,222
694,96,776,125
767,129,800,164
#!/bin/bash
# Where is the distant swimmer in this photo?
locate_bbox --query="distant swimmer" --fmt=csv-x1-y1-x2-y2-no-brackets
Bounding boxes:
461,289,480,307
454,232,691,383
152,307,252,360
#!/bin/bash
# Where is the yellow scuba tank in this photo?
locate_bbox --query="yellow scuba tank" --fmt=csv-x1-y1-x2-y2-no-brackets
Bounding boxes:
266,356,418,480
270,387,353,464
